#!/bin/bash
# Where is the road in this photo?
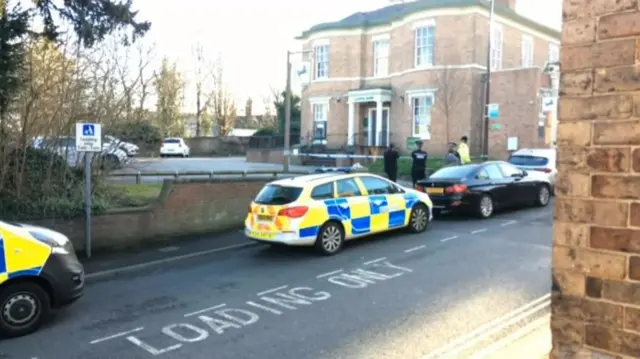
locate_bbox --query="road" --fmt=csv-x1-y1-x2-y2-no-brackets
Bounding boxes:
0,204,552,359
109,157,317,184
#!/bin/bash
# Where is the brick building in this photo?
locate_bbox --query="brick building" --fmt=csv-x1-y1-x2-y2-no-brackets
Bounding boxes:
551,0,640,357
296,0,560,157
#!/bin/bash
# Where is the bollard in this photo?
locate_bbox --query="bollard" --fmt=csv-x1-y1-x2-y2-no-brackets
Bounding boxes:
136,171,142,184
174,171,179,180
209,171,214,179
242,170,247,177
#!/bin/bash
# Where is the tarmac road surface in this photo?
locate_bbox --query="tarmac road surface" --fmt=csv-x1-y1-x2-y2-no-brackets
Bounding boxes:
0,203,552,359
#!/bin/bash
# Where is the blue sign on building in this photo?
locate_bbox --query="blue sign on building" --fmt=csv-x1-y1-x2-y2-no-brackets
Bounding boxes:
487,104,499,119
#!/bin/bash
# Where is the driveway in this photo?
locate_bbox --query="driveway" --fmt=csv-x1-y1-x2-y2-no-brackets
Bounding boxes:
0,204,552,359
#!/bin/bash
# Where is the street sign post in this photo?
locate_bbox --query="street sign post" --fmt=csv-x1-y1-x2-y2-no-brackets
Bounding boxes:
75,123,102,259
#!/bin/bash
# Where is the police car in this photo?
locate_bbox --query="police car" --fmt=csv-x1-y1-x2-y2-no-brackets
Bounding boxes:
0,221,84,338
245,173,433,255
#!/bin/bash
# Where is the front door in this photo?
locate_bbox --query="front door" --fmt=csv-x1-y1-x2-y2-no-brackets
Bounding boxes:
368,107,390,147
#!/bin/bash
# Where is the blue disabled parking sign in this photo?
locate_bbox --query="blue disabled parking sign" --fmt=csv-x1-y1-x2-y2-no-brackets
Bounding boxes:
82,124,95,136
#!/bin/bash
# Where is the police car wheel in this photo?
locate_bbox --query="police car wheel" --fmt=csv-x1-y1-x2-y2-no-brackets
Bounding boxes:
315,222,344,256
408,204,429,233
0,282,51,338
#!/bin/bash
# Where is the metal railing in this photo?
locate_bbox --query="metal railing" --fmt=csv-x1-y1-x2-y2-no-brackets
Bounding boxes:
107,169,313,184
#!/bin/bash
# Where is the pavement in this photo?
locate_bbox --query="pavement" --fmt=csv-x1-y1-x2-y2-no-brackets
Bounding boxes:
0,202,553,359
470,315,551,358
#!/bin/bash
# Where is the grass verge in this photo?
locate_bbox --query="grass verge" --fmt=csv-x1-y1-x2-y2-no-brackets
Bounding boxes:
106,183,163,208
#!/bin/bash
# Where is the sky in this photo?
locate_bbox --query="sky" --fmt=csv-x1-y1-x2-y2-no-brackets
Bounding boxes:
127,0,562,114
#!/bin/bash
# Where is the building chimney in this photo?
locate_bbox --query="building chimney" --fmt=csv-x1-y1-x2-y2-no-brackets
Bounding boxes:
494,0,516,9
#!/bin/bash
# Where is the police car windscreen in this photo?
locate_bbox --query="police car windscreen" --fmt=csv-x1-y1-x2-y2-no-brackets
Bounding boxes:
430,165,479,179
508,155,549,166
254,185,303,205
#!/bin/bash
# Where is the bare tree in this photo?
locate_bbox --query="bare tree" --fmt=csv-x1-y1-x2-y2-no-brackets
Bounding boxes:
434,66,468,143
154,57,184,136
211,61,237,136
259,93,276,129
192,43,215,136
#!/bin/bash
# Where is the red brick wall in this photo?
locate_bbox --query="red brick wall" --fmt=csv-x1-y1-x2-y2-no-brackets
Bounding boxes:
551,0,640,357
29,179,271,254
488,69,548,158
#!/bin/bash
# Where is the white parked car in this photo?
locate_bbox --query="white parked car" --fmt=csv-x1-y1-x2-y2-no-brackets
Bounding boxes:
33,136,129,170
104,135,139,156
507,148,556,193
160,137,190,158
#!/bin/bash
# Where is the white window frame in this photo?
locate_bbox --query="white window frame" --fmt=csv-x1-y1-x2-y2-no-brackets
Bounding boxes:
521,34,534,68
312,103,328,144
490,23,503,71
373,39,389,77
415,25,435,67
410,93,434,139
314,44,329,80
548,43,559,63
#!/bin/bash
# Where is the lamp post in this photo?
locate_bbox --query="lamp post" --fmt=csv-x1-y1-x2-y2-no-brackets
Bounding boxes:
284,49,313,172
482,0,495,159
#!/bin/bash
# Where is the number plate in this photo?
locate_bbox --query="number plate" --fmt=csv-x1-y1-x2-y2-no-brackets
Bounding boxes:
257,215,273,222
249,231,275,240
426,187,444,194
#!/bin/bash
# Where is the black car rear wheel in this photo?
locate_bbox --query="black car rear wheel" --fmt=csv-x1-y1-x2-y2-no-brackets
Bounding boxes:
476,194,494,219
535,185,551,207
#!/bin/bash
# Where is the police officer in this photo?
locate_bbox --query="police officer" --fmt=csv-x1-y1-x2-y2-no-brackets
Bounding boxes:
411,140,428,186
383,143,399,182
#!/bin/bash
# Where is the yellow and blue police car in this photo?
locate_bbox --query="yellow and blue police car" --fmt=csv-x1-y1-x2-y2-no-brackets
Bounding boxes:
0,221,84,338
245,172,433,255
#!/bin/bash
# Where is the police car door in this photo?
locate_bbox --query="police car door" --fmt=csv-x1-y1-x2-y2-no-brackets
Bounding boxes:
334,178,370,237
358,176,405,232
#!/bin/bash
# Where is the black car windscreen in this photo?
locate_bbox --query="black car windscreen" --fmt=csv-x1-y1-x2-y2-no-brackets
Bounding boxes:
430,165,479,179
254,185,303,205
508,155,549,166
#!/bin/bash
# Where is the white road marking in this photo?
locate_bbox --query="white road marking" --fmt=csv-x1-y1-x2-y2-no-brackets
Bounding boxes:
422,294,551,359
471,228,488,234
85,242,255,280
468,315,551,359
158,246,179,252
440,236,458,242
501,220,518,226
316,269,343,278
364,257,386,265
256,285,288,296
90,327,145,344
183,303,227,318
404,245,425,253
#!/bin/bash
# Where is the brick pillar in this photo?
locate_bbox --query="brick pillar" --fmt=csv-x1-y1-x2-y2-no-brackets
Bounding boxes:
551,1,640,357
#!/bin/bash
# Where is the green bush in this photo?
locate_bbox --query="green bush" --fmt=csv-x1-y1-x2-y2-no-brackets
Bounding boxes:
0,147,124,220
253,127,278,136
109,122,163,145
368,157,444,178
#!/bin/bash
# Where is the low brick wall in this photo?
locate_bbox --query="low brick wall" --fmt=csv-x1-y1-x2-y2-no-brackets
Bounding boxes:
28,178,274,254
246,148,284,164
